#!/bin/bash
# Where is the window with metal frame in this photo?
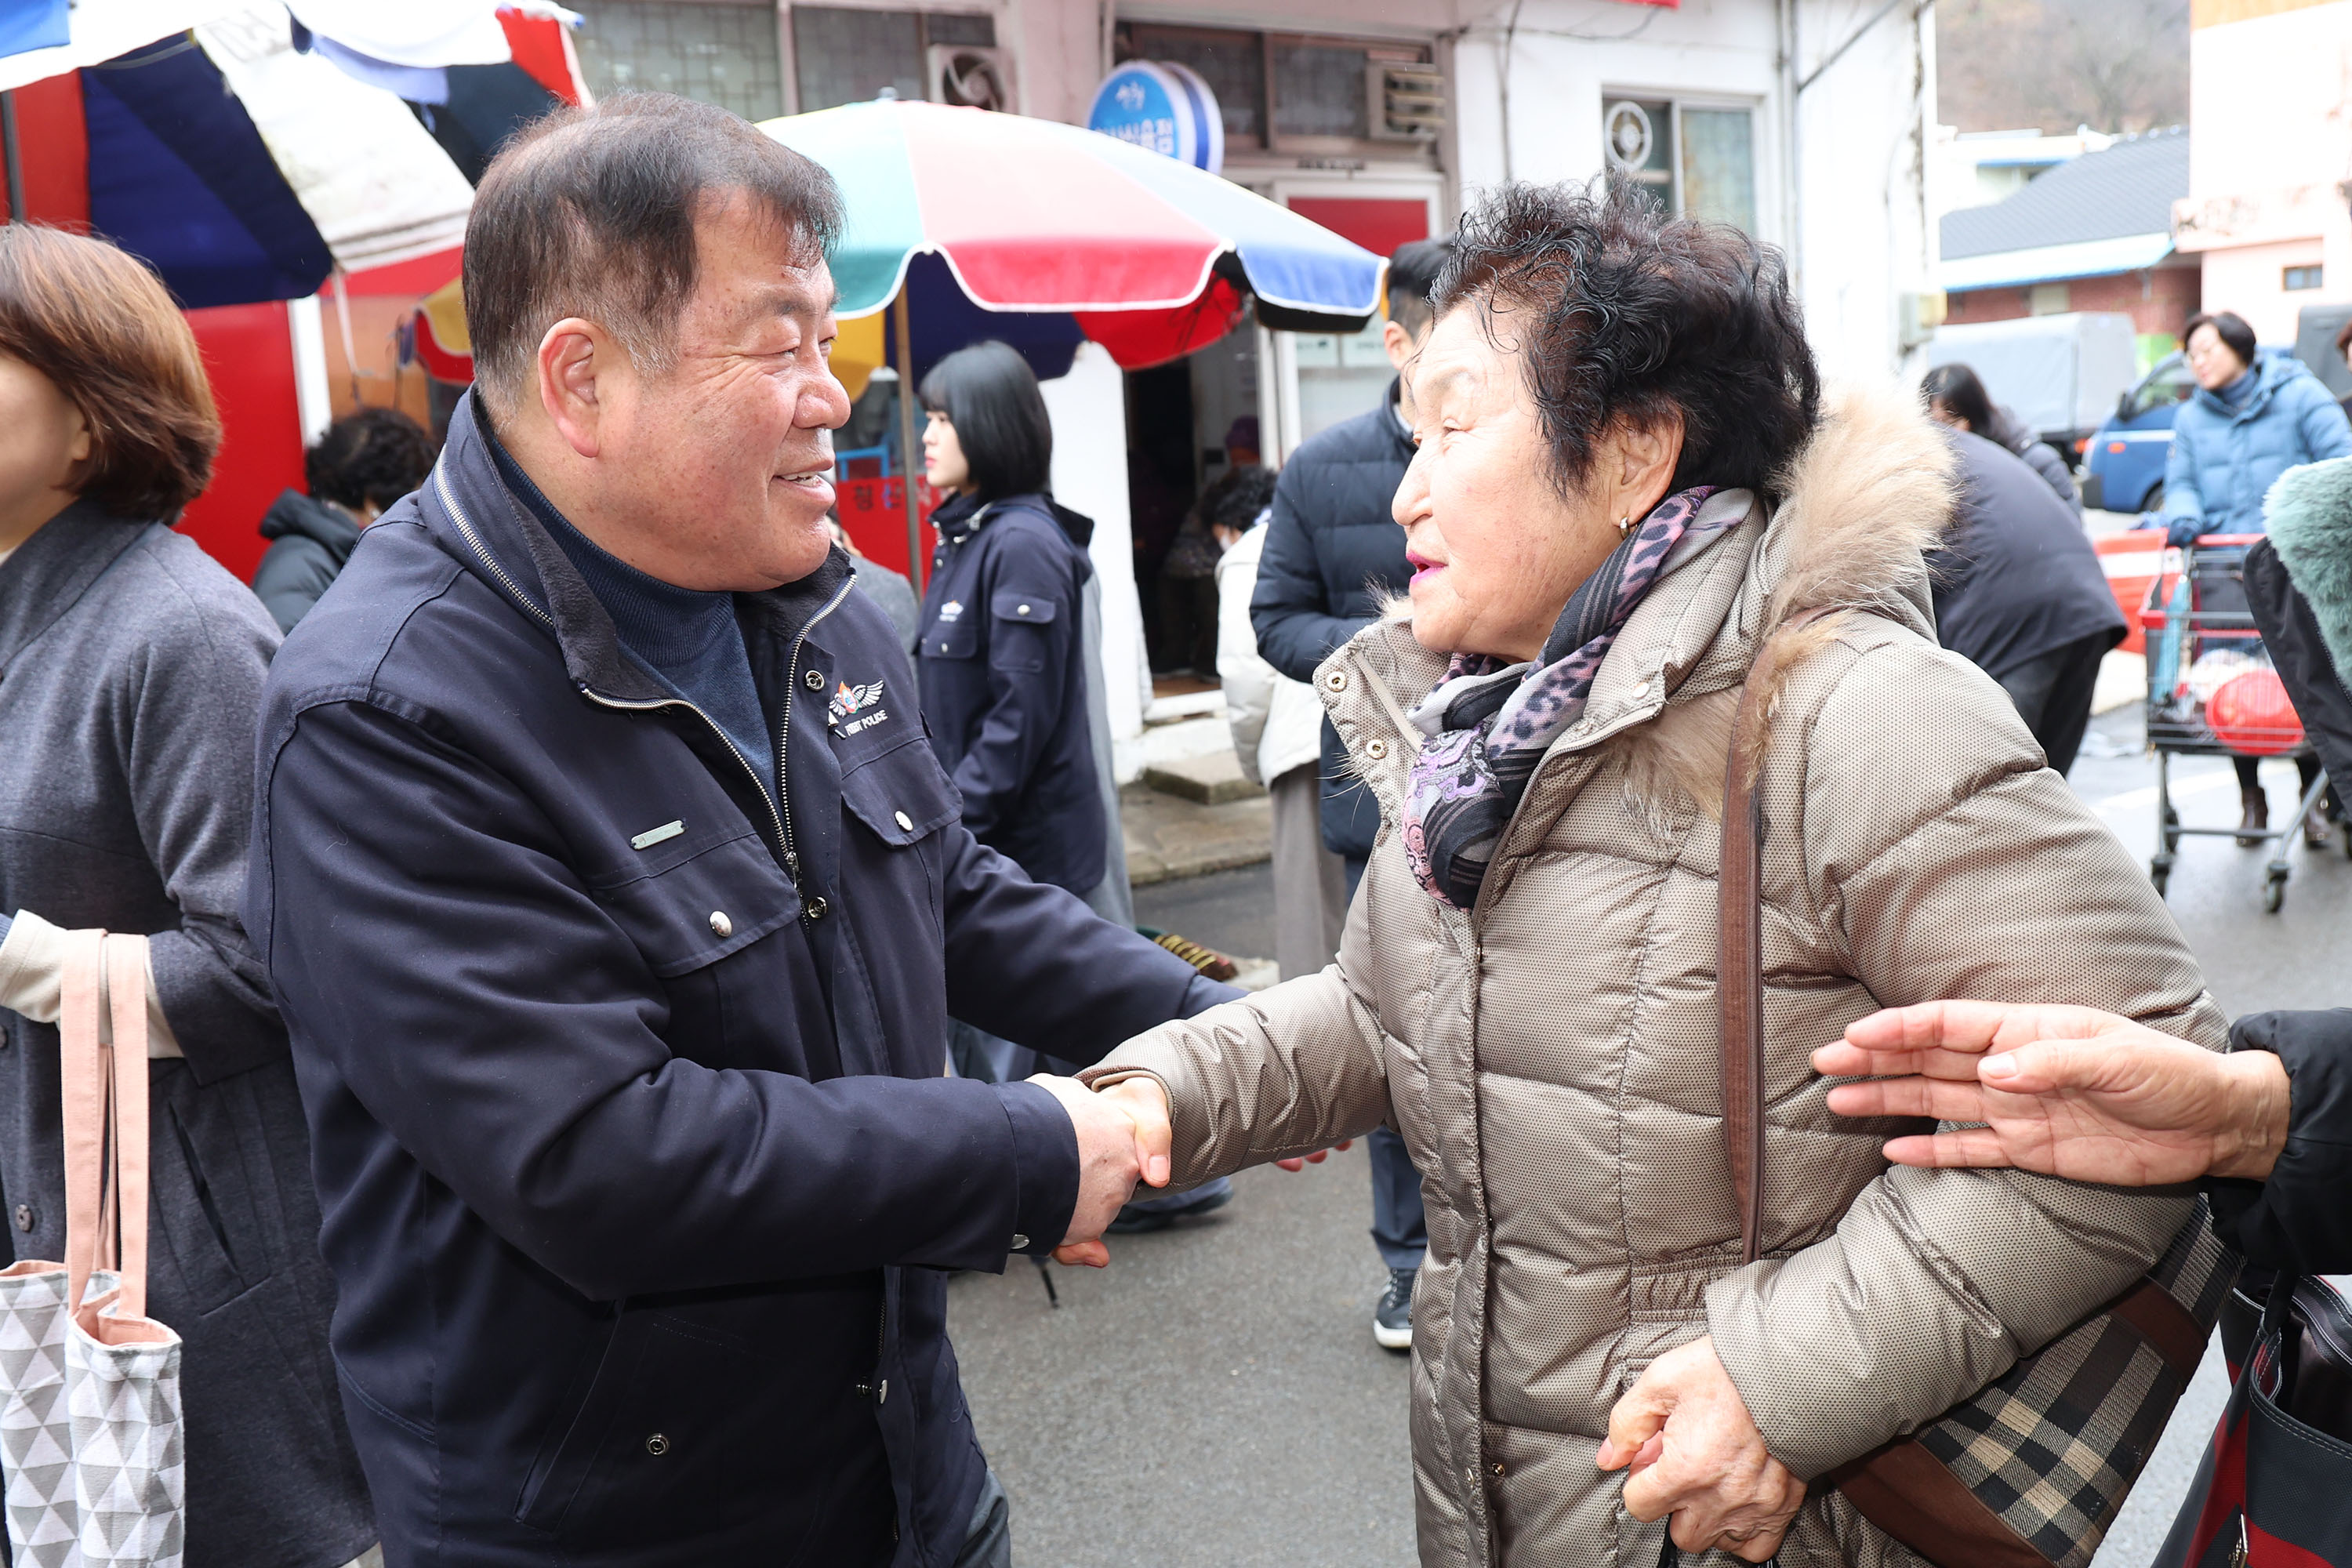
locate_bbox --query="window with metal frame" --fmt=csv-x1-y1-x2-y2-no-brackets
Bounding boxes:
1116,22,1435,159
1602,96,1756,233
572,2,786,122
789,5,996,114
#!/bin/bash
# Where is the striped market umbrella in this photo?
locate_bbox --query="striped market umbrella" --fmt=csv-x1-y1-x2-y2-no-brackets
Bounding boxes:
0,1,583,308
760,97,1385,373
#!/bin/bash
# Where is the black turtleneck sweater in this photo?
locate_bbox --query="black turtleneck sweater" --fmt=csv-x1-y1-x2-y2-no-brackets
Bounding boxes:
485,432,775,797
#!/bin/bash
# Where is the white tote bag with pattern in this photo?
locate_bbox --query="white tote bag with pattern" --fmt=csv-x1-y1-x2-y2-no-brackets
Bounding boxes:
0,931,187,1568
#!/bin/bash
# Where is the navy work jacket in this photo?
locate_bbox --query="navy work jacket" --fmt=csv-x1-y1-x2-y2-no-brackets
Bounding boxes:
915,494,1104,895
247,394,1225,1568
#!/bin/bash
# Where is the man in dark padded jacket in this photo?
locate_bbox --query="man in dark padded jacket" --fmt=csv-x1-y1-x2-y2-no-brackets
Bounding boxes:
1249,234,1450,1352
248,97,1231,1568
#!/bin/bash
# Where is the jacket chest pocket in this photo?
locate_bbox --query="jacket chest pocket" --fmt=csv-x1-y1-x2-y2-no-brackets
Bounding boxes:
591,829,798,975
924,612,979,661
840,735,960,848
589,831,798,1058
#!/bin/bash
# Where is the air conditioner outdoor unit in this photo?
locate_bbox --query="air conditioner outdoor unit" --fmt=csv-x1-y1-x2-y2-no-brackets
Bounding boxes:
1368,63,1445,142
927,44,1014,112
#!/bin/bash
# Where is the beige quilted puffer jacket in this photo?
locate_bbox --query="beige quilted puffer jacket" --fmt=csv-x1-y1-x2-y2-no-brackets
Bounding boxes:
1087,390,2226,1568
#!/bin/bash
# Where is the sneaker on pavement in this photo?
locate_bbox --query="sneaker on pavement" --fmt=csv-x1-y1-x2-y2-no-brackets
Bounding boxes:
1106,1177,1234,1234
1374,1265,1416,1351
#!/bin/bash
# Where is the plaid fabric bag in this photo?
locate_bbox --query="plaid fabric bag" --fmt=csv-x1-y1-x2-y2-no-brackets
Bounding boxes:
1831,1207,2237,1568
0,931,187,1568
1717,626,2238,1568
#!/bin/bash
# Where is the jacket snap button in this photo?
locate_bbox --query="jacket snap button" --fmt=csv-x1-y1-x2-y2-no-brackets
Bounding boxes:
708,910,733,938
644,1433,669,1457
1324,671,1347,691
894,810,914,832
1010,1233,1029,1250
1366,738,1388,760
805,896,829,921
1017,603,1031,615
804,669,825,691
11,1204,31,1232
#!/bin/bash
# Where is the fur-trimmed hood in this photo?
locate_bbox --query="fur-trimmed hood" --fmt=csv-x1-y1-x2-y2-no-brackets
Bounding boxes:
2267,455,2352,684
1758,381,1958,633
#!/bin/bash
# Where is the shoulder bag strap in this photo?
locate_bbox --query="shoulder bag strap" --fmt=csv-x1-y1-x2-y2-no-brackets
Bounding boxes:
1718,656,1773,1266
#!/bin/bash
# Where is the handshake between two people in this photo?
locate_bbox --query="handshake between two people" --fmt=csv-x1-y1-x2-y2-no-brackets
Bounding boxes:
1023,1074,1354,1268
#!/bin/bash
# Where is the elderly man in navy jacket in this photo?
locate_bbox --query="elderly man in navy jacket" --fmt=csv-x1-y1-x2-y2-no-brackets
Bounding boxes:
247,97,1226,1568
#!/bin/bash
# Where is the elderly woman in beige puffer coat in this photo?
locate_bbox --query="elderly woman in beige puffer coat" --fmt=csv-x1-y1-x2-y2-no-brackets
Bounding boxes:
1066,184,2224,1568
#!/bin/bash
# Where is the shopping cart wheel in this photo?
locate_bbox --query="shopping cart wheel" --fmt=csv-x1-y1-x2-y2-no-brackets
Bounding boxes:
2149,856,2171,898
2263,866,2287,913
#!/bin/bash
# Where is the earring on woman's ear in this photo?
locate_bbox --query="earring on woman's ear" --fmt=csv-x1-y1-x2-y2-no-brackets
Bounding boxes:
1617,516,1634,537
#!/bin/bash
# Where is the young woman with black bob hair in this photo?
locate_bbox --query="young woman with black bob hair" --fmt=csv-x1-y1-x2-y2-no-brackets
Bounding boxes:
914,340,1105,900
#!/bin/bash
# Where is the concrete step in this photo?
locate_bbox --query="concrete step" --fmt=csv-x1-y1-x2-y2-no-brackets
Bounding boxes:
1141,750,1266,805
1120,781,1270,886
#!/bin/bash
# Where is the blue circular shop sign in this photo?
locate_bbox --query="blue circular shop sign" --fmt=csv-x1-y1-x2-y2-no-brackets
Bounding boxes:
1088,61,1223,176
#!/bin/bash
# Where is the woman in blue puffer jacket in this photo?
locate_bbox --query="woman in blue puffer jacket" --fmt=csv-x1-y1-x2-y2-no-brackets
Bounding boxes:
2164,310,2352,540
2161,309,2352,844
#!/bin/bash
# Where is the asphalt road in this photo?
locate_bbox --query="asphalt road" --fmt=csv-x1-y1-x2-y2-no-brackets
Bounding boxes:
949,701,2348,1568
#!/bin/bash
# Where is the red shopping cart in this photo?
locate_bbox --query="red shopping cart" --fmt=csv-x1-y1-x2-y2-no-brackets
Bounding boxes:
2142,535,2336,911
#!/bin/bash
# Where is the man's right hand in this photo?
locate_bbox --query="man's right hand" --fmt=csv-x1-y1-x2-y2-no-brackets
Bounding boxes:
1027,1075,1171,1267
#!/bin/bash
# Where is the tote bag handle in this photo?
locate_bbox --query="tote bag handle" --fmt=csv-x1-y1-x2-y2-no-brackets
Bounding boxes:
56,931,157,1323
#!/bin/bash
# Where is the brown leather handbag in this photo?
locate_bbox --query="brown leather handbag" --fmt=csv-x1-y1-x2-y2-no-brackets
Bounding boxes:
1715,639,2237,1568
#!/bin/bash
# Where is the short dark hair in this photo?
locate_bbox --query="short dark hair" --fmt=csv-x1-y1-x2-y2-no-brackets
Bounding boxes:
0,226,219,519
307,407,437,514
1386,236,1455,339
1920,363,1996,434
2184,310,2257,367
1433,182,1820,499
919,341,1052,500
1200,464,1276,532
465,93,843,416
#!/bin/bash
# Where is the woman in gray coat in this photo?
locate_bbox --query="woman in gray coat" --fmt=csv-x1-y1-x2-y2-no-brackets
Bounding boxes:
0,227,375,1566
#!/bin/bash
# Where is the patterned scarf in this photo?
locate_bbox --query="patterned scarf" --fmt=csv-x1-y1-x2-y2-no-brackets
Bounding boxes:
1399,487,1749,909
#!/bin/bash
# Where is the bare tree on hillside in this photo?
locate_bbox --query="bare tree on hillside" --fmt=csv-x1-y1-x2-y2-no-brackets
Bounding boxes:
1938,0,2188,133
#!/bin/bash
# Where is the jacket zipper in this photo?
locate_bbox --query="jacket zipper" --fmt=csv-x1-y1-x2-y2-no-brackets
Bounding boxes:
437,466,554,631
775,575,857,918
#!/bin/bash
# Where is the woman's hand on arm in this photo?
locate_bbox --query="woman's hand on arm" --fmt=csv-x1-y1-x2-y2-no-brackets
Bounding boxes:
1599,1337,1806,1563
1815,1000,2290,1183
